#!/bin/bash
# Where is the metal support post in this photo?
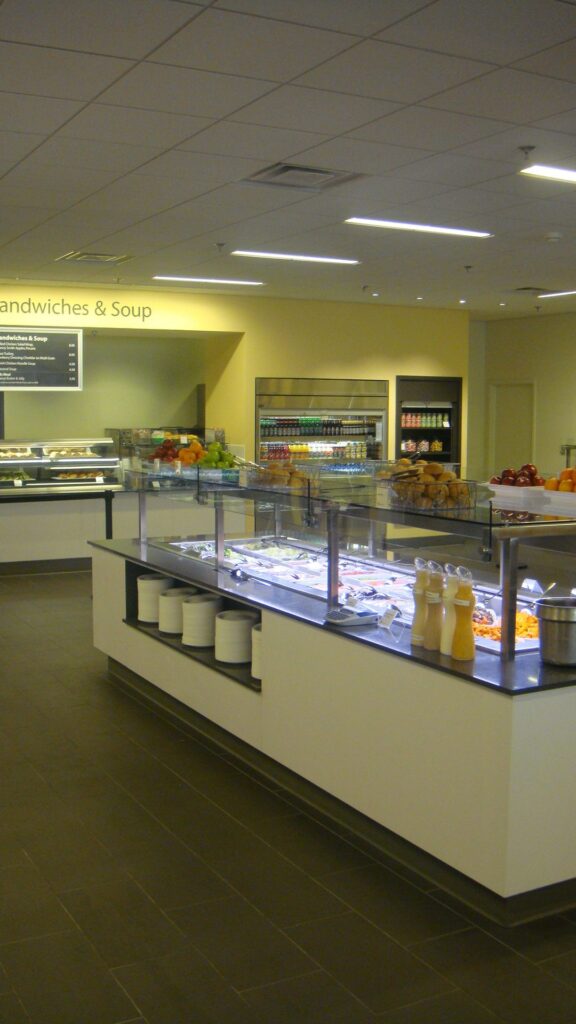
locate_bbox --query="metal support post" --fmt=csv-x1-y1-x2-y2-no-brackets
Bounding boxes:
326,505,340,612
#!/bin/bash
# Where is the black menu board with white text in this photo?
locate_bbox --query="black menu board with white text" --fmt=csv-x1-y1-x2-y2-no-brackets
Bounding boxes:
0,328,82,390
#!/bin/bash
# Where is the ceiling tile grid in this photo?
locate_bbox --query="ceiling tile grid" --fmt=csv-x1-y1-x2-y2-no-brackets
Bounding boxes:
0,0,576,316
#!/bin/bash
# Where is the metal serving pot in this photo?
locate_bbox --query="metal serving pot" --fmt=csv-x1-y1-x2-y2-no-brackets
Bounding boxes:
536,597,576,666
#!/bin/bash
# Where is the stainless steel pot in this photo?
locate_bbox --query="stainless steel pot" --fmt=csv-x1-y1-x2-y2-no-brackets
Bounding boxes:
536,597,576,666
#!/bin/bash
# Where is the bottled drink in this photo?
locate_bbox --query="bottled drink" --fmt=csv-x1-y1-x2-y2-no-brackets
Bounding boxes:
423,561,444,651
411,558,429,647
451,568,476,661
440,564,459,656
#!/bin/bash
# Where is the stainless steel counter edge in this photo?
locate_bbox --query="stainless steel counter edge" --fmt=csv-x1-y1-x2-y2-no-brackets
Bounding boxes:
90,538,576,696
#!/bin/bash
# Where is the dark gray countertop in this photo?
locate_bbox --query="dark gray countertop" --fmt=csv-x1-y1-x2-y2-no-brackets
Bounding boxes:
90,537,576,697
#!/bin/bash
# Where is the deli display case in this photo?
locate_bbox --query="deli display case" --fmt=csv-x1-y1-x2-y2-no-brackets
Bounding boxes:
0,437,121,492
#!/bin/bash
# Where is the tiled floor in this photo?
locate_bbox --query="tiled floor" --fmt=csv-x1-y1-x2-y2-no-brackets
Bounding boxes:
1,571,576,1023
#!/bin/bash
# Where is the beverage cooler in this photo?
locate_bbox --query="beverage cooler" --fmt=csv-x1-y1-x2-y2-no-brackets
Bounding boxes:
256,378,388,463
395,376,462,467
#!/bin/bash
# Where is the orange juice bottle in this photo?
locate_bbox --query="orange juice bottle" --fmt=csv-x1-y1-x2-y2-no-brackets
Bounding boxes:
411,558,429,647
440,564,459,656
423,560,444,651
451,568,476,661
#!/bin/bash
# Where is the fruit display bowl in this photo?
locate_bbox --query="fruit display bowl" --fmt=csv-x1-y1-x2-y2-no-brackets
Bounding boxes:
485,483,545,509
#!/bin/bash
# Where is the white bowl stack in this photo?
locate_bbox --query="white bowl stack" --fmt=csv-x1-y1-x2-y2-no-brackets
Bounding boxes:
137,574,175,623
158,587,199,634
251,622,262,680
181,593,224,647
215,610,260,663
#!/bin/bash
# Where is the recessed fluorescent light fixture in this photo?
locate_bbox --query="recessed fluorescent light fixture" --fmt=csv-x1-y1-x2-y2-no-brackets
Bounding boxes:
153,275,264,286
521,164,576,184
345,217,492,238
232,249,359,265
538,289,576,298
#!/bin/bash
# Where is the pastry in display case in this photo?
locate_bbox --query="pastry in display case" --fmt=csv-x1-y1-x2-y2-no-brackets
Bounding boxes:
0,438,121,491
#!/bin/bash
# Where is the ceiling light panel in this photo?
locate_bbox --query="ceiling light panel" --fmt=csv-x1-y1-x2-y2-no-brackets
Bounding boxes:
232,250,359,264
345,217,492,238
154,275,264,285
520,163,576,183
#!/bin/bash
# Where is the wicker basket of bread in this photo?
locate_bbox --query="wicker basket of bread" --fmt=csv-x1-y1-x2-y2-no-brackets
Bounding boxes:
376,459,475,510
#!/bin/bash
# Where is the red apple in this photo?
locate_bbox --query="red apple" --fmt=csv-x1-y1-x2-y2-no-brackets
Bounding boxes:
515,474,532,486
520,463,537,478
533,475,545,486
489,475,502,484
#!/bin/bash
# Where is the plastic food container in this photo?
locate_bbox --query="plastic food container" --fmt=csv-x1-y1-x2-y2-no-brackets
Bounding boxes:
536,597,576,666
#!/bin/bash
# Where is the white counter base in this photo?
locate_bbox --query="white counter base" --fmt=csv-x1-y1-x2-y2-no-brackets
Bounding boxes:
91,545,576,916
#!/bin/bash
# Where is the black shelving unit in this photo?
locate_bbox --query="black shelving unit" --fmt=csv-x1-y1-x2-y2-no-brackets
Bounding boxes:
395,376,462,466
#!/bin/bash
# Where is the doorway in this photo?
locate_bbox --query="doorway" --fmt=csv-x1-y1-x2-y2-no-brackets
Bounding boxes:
487,382,535,475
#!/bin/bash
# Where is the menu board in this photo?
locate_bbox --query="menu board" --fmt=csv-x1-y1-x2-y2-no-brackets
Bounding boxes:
0,328,82,390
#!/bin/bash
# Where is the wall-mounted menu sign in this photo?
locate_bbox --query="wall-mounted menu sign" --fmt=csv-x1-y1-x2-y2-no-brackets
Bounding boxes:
0,327,83,390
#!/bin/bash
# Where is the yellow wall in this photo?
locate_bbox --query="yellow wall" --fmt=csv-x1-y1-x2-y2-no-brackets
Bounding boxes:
0,284,469,462
485,312,576,475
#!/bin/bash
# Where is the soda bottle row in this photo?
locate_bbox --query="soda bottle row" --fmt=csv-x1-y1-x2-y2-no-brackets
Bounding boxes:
401,412,450,429
259,416,377,437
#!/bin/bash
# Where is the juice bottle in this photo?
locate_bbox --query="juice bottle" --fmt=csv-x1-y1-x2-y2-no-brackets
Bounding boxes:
440,564,459,656
423,560,444,651
411,557,429,647
451,568,476,661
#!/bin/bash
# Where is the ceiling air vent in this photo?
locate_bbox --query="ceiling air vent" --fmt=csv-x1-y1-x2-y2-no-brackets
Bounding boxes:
244,162,357,191
55,250,130,265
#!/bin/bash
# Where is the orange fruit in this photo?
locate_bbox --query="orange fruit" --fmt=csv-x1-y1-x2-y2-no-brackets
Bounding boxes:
544,477,559,490
559,468,573,481
558,479,573,491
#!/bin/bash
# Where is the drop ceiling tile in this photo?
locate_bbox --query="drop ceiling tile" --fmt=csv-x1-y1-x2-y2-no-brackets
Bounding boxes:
59,105,213,147
305,176,453,208
178,121,329,160
0,42,133,101
0,181,96,208
532,109,576,133
378,0,576,63
514,38,576,83
396,152,516,187
347,106,513,150
211,0,430,35
150,9,357,81
74,174,215,215
294,40,496,103
1,161,119,193
0,0,200,58
98,63,277,117
392,186,531,218
426,69,576,122
0,207,53,244
230,86,401,133
0,92,83,133
136,150,265,184
289,137,430,174
453,125,576,163
24,137,163,174
479,171,576,198
0,131,47,164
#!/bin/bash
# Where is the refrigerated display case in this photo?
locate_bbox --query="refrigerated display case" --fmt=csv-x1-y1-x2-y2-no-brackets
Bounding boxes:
106,425,224,460
0,437,121,492
256,377,387,464
396,376,462,465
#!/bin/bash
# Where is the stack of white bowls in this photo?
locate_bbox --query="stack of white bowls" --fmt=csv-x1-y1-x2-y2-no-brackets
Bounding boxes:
181,593,224,647
215,610,260,663
251,622,262,680
137,574,175,623
158,587,199,634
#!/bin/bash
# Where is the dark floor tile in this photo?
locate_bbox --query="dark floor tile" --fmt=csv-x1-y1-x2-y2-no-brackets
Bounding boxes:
429,889,576,962
0,861,74,944
114,946,267,1024
207,828,347,928
0,930,138,1024
286,911,453,1014
0,990,30,1023
116,833,232,910
542,948,576,990
320,864,468,946
170,894,316,989
60,877,187,967
241,968,376,1022
18,815,127,892
412,927,576,1024
376,988,505,1022
250,811,369,877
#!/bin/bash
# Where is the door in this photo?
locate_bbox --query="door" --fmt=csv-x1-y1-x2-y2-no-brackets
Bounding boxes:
487,382,534,475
